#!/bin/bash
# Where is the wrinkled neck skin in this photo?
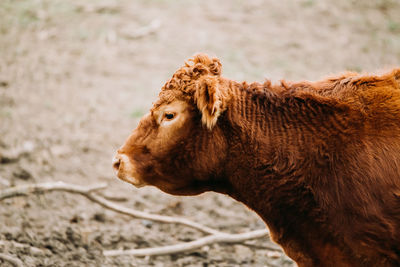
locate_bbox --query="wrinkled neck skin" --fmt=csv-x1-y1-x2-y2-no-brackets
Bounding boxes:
212,80,399,266
215,81,334,266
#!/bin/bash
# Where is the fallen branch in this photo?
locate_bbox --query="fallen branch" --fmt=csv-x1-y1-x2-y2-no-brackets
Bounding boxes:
0,182,271,257
0,253,24,267
86,193,223,235
0,182,225,234
104,229,269,257
0,181,106,200
96,191,128,202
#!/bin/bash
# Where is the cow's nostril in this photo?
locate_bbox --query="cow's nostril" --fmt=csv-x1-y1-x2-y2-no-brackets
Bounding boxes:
112,157,121,171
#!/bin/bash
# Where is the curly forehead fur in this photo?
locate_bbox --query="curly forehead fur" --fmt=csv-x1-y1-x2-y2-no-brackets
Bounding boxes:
161,53,222,95
152,89,188,111
154,54,225,129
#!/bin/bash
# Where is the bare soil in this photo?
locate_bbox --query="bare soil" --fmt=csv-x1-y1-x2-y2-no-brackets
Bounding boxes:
1,0,399,266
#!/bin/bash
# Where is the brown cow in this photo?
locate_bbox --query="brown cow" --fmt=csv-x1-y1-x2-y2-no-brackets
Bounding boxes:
113,54,400,266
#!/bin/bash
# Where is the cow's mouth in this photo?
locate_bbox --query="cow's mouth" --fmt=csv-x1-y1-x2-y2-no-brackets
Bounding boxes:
113,154,147,188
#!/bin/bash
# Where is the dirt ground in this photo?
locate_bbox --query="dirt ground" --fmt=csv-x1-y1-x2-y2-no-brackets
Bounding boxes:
0,0,399,266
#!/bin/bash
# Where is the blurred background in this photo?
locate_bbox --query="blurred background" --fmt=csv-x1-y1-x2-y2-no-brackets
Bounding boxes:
0,0,399,266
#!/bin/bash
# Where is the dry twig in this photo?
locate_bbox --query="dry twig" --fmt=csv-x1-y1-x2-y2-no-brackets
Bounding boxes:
86,193,223,235
0,181,271,257
104,229,269,257
0,182,223,234
0,181,106,200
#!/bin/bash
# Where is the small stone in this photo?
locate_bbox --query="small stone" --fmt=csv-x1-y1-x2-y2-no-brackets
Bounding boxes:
70,215,82,223
266,251,282,259
0,81,8,87
21,141,35,154
0,151,18,164
92,212,106,223
13,167,32,180
141,219,153,228
50,145,70,157
0,176,11,186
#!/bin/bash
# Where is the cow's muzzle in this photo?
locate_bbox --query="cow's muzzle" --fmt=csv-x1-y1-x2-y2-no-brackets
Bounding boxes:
112,152,147,187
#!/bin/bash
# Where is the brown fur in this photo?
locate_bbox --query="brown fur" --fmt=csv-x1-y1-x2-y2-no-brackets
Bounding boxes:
115,54,400,266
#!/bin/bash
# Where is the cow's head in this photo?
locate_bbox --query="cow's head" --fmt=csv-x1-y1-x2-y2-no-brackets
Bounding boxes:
113,54,229,195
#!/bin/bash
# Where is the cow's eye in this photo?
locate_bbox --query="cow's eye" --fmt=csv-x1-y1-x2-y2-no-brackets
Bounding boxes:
164,113,175,120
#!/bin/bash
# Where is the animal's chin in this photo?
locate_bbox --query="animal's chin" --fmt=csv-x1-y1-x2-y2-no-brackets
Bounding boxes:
117,173,147,188
158,182,207,196
129,180,147,188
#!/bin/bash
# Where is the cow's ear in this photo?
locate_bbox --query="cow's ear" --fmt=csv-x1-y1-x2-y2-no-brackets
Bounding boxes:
194,75,224,130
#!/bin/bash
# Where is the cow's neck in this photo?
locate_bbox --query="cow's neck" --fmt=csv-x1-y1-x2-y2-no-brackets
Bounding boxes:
217,82,355,265
221,82,320,223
